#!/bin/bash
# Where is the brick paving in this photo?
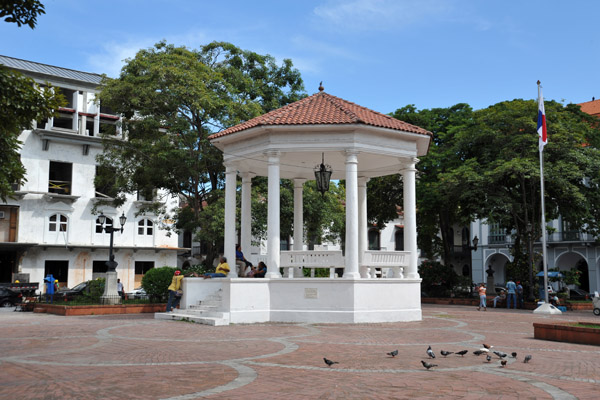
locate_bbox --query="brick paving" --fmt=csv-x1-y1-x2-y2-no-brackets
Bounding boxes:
0,305,599,399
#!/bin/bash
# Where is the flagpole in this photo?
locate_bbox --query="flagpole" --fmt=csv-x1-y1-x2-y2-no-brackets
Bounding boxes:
537,81,549,304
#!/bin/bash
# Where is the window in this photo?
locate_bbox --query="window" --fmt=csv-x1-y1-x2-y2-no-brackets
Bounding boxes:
95,216,112,233
280,235,290,251
394,228,404,251
183,231,192,248
135,261,154,275
49,161,72,194
368,229,380,250
95,166,118,198
138,219,153,235
488,223,506,244
93,260,108,274
44,260,68,282
137,188,157,201
49,214,67,232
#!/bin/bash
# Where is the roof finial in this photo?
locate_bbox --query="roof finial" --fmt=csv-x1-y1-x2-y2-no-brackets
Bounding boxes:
318,81,324,92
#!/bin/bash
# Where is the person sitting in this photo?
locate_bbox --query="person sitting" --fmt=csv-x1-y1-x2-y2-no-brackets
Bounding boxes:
493,290,506,308
550,295,560,307
236,245,253,277
203,257,231,279
248,261,267,278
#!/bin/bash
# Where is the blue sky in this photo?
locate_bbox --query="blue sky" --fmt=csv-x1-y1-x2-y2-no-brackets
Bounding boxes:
1,0,599,114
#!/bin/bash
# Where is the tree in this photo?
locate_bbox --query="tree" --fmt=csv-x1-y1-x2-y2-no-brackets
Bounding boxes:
251,179,345,250
0,0,45,29
97,41,305,265
445,99,600,296
388,104,474,263
0,68,63,201
0,0,60,202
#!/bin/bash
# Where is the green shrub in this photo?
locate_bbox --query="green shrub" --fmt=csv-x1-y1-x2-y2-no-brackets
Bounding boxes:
78,278,105,303
182,263,211,276
142,266,176,302
419,260,460,298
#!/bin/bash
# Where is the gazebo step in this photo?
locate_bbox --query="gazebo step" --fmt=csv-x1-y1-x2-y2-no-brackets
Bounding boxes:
154,311,229,326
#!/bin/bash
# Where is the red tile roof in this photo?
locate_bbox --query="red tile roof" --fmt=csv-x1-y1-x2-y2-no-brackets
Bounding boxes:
579,99,600,117
209,91,432,139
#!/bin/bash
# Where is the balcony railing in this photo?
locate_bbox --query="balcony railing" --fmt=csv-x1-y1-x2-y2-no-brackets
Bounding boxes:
48,179,71,194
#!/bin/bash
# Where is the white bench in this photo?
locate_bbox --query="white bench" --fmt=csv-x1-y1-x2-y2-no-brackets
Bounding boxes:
280,250,345,278
361,250,408,278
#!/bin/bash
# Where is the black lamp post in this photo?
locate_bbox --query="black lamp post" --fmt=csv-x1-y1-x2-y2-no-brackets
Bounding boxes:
314,153,332,197
98,212,127,271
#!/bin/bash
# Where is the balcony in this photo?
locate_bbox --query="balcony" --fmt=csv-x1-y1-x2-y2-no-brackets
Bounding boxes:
546,231,594,243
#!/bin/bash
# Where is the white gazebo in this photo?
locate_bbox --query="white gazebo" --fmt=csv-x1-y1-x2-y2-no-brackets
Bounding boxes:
178,88,431,324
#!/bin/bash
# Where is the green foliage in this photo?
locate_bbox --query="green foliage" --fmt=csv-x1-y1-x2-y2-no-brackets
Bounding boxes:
418,260,460,297
182,263,212,276
389,104,474,261
78,278,105,303
0,68,64,201
549,267,581,287
141,266,176,301
97,41,305,265
0,0,45,29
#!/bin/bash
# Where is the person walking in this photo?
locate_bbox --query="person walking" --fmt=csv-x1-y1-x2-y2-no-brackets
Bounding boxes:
477,283,487,311
506,278,517,309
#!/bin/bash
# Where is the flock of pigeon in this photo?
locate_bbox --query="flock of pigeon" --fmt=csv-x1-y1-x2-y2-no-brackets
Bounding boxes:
323,343,532,370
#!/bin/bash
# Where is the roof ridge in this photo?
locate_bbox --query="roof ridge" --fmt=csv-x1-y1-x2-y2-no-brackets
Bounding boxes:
319,92,364,124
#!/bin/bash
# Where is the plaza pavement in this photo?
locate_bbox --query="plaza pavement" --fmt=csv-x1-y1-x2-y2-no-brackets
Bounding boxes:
0,304,598,400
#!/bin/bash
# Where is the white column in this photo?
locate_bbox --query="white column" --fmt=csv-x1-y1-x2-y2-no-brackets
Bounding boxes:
358,177,369,278
266,151,282,278
241,173,253,260
72,91,79,131
224,164,238,277
344,150,360,279
402,158,419,279
293,179,306,278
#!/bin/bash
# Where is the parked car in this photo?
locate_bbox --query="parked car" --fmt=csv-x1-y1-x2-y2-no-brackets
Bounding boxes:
128,287,147,299
54,281,91,301
0,287,22,307
568,288,590,300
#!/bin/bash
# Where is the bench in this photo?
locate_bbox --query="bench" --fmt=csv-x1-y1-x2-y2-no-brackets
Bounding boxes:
280,250,345,278
14,296,38,312
360,250,408,278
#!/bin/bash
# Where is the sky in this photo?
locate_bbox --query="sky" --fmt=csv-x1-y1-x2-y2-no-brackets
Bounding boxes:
1,0,599,114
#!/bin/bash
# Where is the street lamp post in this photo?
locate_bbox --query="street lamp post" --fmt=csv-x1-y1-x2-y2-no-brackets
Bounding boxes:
98,212,127,305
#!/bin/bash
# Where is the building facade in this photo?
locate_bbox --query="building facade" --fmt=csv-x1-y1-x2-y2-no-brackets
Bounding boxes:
0,55,180,292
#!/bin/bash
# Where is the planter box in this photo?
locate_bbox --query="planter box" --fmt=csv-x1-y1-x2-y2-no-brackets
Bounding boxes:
566,302,593,311
534,322,600,346
34,303,167,316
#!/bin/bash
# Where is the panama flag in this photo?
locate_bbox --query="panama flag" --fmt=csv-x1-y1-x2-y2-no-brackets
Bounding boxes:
537,81,547,152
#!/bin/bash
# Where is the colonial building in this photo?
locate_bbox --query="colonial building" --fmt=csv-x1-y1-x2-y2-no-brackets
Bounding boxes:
0,55,180,292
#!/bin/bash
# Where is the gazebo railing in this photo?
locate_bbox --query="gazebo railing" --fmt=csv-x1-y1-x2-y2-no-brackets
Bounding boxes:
280,250,344,278
361,250,409,278
252,250,409,279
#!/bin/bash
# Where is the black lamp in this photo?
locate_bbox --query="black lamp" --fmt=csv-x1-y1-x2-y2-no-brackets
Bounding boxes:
314,153,332,197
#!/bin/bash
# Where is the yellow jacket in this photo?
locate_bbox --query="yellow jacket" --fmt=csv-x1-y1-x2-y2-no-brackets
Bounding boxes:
168,275,183,291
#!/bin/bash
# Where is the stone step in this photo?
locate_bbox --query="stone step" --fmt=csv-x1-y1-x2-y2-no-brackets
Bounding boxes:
154,311,229,326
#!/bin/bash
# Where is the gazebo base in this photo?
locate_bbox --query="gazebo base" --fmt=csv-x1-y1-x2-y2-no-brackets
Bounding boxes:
180,277,422,324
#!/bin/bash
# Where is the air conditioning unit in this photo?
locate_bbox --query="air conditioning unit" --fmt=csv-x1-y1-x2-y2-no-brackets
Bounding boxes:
0,211,5,219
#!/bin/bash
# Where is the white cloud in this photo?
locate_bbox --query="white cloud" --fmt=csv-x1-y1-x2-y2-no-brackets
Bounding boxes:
313,0,453,32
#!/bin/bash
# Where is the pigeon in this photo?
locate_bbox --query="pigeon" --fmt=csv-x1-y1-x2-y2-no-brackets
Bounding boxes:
387,349,398,358
500,360,507,368
473,350,485,356
478,348,490,353
421,360,438,370
456,350,468,357
440,350,453,357
511,352,517,358
524,355,532,363
323,357,339,367
493,351,507,359
486,355,492,363
426,345,436,359
482,343,493,349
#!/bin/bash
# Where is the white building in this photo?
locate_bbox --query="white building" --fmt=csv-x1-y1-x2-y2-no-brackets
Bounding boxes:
0,55,180,292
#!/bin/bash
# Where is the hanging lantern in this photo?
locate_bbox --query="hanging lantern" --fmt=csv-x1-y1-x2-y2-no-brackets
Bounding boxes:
314,153,332,197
